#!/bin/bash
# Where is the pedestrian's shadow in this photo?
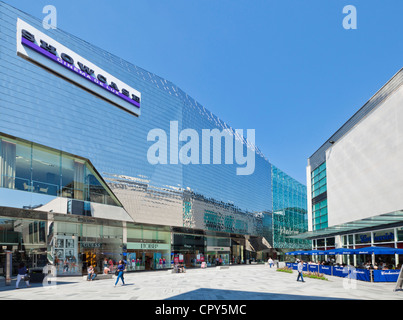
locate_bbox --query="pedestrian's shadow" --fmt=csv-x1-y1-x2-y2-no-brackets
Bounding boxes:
0,280,76,292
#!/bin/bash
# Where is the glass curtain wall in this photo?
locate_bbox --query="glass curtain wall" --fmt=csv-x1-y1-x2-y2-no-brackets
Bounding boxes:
272,165,310,250
311,162,328,230
0,134,120,207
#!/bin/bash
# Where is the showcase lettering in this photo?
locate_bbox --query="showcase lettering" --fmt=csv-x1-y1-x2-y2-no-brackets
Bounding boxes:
20,29,141,106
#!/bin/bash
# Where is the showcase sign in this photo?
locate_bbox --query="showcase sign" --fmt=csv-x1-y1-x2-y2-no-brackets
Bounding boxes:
16,18,141,117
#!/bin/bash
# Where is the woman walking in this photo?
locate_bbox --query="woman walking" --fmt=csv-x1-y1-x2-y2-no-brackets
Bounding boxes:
114,260,125,287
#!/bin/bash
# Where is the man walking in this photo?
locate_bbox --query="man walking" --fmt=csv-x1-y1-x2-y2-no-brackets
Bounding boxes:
297,260,305,282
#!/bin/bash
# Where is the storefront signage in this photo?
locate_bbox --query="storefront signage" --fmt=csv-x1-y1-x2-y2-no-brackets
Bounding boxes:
127,242,170,251
358,231,394,244
16,18,141,117
374,232,394,242
207,246,230,252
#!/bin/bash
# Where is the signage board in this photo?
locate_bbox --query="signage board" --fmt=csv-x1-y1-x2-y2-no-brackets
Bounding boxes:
207,246,230,252
16,18,141,117
127,242,170,251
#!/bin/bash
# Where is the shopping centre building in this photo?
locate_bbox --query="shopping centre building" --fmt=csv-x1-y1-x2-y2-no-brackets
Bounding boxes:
0,2,309,276
296,67,403,268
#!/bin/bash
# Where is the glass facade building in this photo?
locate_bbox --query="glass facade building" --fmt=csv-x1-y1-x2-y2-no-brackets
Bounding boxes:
272,166,310,251
311,162,328,230
0,2,308,276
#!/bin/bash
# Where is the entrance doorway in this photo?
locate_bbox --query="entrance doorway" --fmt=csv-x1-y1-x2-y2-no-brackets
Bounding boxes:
82,250,98,274
145,252,153,270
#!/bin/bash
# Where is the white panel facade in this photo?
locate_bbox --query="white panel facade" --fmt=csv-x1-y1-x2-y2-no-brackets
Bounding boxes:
326,85,403,226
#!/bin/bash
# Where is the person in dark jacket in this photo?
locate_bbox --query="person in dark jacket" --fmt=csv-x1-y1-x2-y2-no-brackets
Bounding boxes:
16,262,31,289
114,260,125,286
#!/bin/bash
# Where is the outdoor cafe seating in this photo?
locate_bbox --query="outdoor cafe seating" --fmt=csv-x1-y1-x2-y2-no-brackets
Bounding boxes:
285,246,403,282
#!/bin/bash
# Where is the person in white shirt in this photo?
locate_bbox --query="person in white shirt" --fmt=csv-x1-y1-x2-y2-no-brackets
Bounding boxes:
297,260,305,282
268,257,274,268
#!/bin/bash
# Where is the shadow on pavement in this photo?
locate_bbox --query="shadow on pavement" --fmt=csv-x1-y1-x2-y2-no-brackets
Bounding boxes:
165,288,352,300
0,280,77,292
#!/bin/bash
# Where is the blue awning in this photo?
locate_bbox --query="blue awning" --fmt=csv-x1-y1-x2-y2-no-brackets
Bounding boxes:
285,250,310,256
309,250,327,255
286,247,403,256
353,246,403,255
324,248,356,255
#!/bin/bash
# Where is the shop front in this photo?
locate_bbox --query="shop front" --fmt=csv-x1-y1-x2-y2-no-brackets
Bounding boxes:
205,236,231,266
206,246,230,266
312,227,403,269
126,223,171,271
348,228,398,268
171,233,205,268
231,237,245,264
0,208,126,276
126,242,171,271
51,216,124,275
0,214,48,276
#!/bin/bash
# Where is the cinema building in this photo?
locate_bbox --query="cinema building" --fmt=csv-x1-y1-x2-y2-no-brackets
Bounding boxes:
295,68,403,268
0,2,308,276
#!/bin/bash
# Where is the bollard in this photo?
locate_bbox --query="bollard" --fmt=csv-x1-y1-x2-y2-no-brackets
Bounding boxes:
5,251,12,286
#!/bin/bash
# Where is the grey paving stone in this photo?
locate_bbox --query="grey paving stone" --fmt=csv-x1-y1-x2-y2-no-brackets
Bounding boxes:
0,265,402,300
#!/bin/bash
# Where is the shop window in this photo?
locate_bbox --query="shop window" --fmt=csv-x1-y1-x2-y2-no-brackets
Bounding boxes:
143,228,158,241
0,134,121,207
85,165,118,206
326,237,335,246
103,226,123,238
82,224,101,238
348,235,354,245
127,227,142,242
355,232,371,245
32,145,60,196
373,229,395,243
0,140,17,189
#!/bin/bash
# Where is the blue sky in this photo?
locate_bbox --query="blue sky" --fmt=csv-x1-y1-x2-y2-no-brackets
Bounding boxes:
5,0,403,184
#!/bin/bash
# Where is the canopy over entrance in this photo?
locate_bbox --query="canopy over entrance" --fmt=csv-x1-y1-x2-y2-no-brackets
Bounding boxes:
285,246,403,255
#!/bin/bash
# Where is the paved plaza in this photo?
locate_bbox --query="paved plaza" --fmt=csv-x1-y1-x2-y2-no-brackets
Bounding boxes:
0,264,402,300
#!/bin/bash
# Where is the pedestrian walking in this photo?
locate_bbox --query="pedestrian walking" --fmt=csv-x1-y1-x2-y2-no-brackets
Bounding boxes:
16,262,31,289
297,260,305,282
268,257,274,268
114,260,125,286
